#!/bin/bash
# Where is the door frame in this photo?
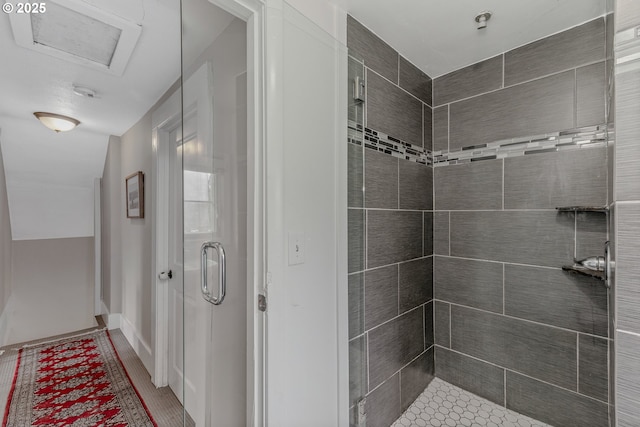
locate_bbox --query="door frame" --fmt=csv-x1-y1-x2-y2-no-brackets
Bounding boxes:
151,0,266,424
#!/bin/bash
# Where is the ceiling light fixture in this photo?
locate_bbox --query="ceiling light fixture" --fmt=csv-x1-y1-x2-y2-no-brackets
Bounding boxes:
475,11,492,30
33,112,80,132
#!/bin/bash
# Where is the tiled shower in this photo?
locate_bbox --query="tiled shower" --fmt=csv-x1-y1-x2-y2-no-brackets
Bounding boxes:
347,10,616,427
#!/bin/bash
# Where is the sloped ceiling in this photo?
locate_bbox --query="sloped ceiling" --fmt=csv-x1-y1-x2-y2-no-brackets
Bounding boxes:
0,0,182,240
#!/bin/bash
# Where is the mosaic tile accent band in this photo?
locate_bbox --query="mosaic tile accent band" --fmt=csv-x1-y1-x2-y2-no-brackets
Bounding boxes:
348,119,610,168
348,120,431,165
433,126,609,167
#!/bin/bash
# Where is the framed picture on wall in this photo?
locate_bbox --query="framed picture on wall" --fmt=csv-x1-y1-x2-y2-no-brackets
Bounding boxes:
125,171,144,218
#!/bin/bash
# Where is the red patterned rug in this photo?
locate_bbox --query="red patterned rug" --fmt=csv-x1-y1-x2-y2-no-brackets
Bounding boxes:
2,330,157,426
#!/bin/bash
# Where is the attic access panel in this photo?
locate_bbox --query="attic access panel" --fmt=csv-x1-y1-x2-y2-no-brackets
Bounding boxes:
8,0,141,76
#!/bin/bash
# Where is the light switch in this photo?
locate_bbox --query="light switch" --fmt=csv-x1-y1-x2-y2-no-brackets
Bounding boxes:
288,231,305,265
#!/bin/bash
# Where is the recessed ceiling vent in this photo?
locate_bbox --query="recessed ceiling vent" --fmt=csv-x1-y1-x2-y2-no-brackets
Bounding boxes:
8,0,141,76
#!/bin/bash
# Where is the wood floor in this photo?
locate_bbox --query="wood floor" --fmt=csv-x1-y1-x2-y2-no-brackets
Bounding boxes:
0,320,193,427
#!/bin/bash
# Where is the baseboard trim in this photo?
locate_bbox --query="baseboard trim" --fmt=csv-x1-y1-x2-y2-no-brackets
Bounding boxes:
101,302,122,330
119,314,154,376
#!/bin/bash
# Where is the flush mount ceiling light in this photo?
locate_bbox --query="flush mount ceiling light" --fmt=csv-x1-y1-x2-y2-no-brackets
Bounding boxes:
33,112,80,133
7,0,141,76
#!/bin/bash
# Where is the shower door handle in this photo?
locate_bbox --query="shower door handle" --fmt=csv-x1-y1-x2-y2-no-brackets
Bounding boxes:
604,240,614,289
201,242,226,305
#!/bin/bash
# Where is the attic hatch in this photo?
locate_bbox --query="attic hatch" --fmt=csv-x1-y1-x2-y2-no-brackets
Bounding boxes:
8,0,141,76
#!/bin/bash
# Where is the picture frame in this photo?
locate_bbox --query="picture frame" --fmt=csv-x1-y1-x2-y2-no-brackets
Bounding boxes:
125,171,145,218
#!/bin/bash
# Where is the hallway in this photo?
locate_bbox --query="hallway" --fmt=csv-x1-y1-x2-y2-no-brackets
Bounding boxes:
0,322,190,427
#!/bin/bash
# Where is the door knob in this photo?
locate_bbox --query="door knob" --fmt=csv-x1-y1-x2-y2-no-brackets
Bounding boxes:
159,270,173,280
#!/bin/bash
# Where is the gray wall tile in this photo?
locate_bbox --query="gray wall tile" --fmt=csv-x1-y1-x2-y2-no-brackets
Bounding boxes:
615,68,640,200
423,106,432,151
365,373,401,427
579,334,609,402
449,71,575,150
349,335,368,407
399,257,433,314
399,56,432,105
348,209,365,273
435,257,503,313
367,210,423,269
433,55,503,106
616,0,640,32
433,106,448,152
368,307,425,390
504,147,607,209
606,12,614,60
577,62,607,127
400,348,434,411
399,161,432,211
367,70,423,147
617,331,640,426
435,346,505,405
348,273,364,339
450,211,575,267
423,212,433,257
451,305,577,389
348,56,365,124
365,265,398,331
616,203,640,334
433,212,449,256
425,301,433,348
504,265,608,336
434,160,503,210
576,211,607,260
365,149,398,209
608,133,614,205
506,371,609,427
347,16,398,83
504,18,605,86
434,301,450,347
348,143,363,208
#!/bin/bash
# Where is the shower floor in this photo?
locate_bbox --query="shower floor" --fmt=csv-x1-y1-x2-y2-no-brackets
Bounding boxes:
392,378,552,427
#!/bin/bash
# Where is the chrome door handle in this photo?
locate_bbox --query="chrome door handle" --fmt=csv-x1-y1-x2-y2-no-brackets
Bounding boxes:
201,242,226,305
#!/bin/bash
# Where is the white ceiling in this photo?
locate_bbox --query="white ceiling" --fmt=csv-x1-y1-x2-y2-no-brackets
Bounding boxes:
346,0,607,78
0,0,182,136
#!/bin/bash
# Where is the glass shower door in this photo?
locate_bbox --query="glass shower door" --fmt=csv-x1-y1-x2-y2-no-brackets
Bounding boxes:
347,53,367,426
180,0,249,425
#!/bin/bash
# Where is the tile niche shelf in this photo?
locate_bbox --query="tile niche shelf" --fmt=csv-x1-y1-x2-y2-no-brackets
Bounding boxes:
556,205,608,281
555,206,609,213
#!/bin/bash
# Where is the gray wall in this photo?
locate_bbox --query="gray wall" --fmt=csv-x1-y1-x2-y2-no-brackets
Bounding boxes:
347,16,434,427
432,17,611,427
0,144,12,341
612,1,640,425
8,237,96,345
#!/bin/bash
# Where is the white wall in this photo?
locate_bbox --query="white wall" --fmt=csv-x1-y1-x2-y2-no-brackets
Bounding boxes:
6,237,96,345
100,79,179,368
101,136,122,314
119,113,154,347
0,142,12,343
264,1,348,425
